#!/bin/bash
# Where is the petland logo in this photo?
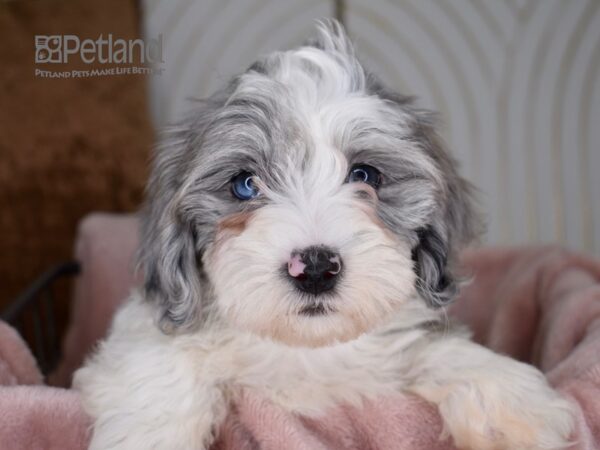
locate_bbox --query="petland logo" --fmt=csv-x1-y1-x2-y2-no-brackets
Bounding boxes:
34,34,164,78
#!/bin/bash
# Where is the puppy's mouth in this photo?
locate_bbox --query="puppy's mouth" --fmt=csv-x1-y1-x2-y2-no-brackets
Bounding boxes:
298,301,336,316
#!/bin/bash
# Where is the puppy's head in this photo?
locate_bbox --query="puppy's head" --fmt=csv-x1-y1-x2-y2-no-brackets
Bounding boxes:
140,20,479,346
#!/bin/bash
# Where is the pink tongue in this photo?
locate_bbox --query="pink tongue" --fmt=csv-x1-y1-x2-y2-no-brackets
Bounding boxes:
288,254,306,277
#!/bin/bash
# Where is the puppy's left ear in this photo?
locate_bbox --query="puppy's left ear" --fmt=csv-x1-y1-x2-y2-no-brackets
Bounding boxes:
412,132,481,307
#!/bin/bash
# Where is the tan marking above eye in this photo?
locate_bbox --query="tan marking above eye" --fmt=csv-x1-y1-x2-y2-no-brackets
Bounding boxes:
354,197,399,243
350,182,378,202
217,212,252,235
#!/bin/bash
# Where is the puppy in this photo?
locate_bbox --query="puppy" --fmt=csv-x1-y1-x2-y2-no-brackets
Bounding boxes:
74,20,574,450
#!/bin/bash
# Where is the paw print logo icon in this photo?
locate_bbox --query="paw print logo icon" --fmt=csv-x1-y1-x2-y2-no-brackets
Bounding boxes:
35,35,63,63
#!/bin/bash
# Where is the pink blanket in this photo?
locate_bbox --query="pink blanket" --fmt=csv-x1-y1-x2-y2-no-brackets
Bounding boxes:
0,322,89,450
1,215,599,449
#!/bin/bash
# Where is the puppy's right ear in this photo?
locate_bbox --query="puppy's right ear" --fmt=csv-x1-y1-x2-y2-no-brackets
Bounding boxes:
138,126,203,333
138,101,222,332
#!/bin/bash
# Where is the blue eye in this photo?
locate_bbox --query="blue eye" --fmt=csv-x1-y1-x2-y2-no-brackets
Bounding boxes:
347,164,382,188
231,171,259,200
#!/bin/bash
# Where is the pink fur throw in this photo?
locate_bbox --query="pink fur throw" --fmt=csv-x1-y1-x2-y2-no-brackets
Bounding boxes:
0,321,89,450
1,214,599,449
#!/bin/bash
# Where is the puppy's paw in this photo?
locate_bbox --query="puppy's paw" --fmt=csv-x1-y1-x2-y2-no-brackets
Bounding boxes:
438,363,575,450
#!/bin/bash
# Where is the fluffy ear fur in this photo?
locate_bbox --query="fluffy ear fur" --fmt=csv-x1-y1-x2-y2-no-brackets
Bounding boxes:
366,73,481,307
138,104,223,333
411,131,481,307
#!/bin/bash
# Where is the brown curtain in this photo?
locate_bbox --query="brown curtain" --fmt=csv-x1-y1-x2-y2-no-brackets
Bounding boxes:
0,0,153,333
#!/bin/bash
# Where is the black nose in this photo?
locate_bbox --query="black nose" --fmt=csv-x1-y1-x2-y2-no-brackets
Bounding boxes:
287,246,342,295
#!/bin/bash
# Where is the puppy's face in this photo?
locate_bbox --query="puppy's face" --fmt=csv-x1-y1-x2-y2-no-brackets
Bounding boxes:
141,21,477,346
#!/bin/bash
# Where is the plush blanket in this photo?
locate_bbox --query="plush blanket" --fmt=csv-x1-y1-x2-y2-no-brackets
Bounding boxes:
1,215,599,449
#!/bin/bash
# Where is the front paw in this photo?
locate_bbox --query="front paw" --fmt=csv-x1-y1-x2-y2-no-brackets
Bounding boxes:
436,363,575,450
